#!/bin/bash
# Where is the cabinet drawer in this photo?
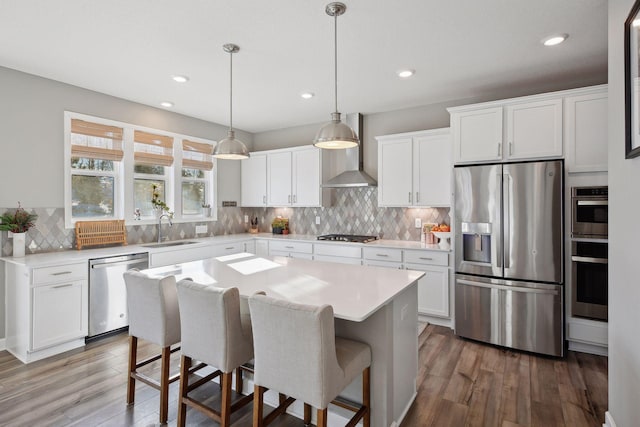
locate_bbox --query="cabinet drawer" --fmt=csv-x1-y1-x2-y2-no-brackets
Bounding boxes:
315,255,362,265
211,242,246,257
149,246,211,267
403,250,448,267
32,262,87,285
314,243,361,258
363,259,403,269
269,240,313,254
362,247,402,263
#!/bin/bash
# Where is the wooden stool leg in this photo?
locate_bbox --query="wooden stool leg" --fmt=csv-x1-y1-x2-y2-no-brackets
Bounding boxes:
363,366,371,427
235,367,243,394
221,372,233,427
126,336,137,405
303,403,312,425
317,408,327,427
159,346,171,424
253,385,265,427
279,392,286,405
177,355,191,427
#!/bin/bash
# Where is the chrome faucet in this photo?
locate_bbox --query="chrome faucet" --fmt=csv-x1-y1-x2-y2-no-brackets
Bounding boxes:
158,213,173,243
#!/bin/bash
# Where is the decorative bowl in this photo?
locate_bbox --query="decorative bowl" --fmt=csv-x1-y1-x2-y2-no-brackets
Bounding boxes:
431,231,452,249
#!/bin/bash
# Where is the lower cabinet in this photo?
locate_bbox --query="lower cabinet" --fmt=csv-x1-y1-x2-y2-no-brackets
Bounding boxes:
406,263,449,318
32,280,88,350
269,240,314,259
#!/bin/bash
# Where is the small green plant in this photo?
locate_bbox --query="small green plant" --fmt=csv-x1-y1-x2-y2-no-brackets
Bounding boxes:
0,202,38,233
151,184,173,216
271,217,288,228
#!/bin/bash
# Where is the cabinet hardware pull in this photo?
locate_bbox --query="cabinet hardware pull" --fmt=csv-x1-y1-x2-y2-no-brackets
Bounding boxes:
509,141,513,156
408,192,412,203
416,192,419,203
51,271,72,276
288,195,291,203
225,247,234,250
52,283,73,289
263,195,266,204
497,142,502,157
293,195,297,203
377,254,389,257
419,257,433,260
285,246,294,249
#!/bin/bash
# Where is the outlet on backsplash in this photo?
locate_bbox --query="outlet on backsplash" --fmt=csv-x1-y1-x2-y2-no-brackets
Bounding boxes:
195,225,208,234
414,218,422,229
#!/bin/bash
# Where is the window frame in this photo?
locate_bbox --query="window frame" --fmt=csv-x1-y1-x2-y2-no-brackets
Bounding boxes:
64,111,218,229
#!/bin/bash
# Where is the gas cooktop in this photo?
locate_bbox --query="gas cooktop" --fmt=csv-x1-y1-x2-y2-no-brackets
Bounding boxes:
316,234,378,243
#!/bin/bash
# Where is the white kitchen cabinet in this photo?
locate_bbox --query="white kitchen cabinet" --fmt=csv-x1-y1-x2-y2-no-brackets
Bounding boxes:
450,92,566,165
32,280,87,350
362,247,403,269
404,249,450,318
564,88,608,173
210,241,248,258
269,240,314,259
241,154,267,206
314,243,362,265
149,244,213,267
377,128,451,207
505,98,563,160
266,146,322,207
450,107,503,164
5,261,89,363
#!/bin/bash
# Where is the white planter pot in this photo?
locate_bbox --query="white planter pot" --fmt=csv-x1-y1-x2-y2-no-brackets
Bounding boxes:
12,232,25,257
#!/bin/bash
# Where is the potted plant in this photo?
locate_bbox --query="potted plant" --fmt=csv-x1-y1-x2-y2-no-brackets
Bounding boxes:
0,202,38,257
271,217,288,234
151,184,173,217
202,203,211,218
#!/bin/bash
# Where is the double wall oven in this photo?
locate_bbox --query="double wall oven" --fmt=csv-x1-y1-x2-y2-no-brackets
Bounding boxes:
571,186,608,321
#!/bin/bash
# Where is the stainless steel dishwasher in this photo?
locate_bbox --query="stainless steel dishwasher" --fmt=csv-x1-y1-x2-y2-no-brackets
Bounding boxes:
88,253,149,338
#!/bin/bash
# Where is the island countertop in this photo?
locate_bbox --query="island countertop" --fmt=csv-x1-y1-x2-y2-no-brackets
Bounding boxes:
143,252,424,323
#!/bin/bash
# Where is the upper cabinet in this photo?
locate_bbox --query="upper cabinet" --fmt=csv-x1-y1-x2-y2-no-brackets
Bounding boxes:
564,87,608,173
450,94,564,164
377,128,451,207
241,153,267,207
242,145,323,207
449,85,608,168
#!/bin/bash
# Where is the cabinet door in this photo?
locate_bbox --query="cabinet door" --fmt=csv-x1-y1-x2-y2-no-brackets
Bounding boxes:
565,92,608,173
292,148,321,206
413,132,452,206
506,99,563,160
378,137,413,206
406,264,449,317
451,107,503,164
241,154,267,206
32,280,87,350
267,152,292,206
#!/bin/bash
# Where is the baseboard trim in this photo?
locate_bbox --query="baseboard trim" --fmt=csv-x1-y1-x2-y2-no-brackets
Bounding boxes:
0,338,5,351
418,314,452,329
568,340,608,356
603,411,616,427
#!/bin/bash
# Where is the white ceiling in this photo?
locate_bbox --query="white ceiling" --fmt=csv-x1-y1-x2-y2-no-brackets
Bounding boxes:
0,0,607,133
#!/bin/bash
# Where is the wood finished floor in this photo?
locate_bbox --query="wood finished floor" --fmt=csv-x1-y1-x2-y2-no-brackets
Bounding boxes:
0,325,607,427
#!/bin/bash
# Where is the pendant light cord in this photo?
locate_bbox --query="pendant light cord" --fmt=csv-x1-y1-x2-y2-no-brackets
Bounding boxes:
229,49,233,132
334,12,338,114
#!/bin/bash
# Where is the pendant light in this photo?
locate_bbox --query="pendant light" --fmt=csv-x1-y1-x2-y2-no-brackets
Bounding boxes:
213,43,250,160
313,2,359,149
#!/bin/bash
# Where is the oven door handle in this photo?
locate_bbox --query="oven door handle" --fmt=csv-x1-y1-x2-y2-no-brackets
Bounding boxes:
571,256,608,264
576,200,608,206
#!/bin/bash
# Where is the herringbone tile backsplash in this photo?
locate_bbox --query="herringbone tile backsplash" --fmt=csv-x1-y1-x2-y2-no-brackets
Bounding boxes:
0,188,449,256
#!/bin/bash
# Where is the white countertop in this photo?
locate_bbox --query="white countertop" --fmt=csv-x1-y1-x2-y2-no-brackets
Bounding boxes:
1,233,448,268
143,253,424,322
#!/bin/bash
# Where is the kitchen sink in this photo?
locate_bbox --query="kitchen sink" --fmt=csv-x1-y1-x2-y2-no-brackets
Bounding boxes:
142,241,199,248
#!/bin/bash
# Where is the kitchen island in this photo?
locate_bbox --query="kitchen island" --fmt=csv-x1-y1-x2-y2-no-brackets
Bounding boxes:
144,252,424,427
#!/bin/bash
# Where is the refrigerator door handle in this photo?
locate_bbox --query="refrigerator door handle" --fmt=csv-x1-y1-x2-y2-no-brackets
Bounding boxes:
457,278,559,296
496,174,503,269
503,173,511,269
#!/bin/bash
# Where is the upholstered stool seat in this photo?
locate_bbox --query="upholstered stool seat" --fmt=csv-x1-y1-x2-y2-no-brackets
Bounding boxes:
123,269,183,424
249,294,371,427
176,279,257,427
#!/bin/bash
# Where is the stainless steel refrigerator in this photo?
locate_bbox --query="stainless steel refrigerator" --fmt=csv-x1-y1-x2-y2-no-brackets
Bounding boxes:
454,160,564,357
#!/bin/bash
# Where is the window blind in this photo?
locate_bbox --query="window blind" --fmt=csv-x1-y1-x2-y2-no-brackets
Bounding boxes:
70,119,124,161
133,130,174,166
182,139,214,170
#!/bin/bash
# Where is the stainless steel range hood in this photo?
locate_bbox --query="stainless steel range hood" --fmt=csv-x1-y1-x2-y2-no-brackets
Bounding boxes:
322,113,377,188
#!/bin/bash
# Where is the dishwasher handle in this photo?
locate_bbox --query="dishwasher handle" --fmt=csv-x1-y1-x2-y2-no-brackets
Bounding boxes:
91,259,147,269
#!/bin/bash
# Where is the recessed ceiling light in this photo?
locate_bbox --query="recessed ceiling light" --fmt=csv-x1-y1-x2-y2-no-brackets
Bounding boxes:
301,92,315,99
172,75,189,83
542,34,568,46
397,69,415,79
160,101,174,108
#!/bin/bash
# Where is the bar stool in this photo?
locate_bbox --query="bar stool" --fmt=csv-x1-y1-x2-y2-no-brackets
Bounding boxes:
248,294,371,427
175,279,257,427
123,269,182,424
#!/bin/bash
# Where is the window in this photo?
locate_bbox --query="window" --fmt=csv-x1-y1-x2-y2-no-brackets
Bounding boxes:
64,112,218,228
68,119,123,219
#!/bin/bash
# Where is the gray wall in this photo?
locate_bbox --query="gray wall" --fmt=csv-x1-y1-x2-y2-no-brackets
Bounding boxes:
608,1,640,426
0,66,253,208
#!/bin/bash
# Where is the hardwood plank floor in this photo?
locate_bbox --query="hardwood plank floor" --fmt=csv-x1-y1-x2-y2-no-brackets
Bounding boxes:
0,326,607,426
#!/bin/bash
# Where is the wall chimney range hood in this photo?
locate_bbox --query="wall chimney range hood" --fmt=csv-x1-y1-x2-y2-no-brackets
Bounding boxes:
322,113,378,188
